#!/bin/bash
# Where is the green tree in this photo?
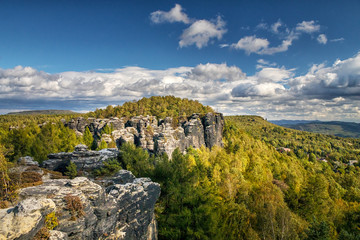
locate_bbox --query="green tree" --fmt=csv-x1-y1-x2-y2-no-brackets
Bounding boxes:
309,153,317,162
83,127,94,148
65,161,78,179
305,219,331,240
119,142,152,177
97,140,108,150
93,159,121,176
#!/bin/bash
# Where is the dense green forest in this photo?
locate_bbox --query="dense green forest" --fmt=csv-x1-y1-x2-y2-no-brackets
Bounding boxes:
226,116,360,164
120,117,360,239
88,96,214,119
0,96,213,162
1,97,360,239
0,114,83,162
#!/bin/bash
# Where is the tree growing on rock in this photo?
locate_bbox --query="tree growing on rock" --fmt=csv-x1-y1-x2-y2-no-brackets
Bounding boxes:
97,140,108,150
65,161,78,179
83,127,94,148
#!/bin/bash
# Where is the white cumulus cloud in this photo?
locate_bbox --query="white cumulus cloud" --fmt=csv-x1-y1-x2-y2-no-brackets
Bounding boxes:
150,4,227,49
231,36,269,55
317,34,327,44
179,16,227,49
150,4,190,24
231,34,296,55
295,20,320,33
2,53,360,121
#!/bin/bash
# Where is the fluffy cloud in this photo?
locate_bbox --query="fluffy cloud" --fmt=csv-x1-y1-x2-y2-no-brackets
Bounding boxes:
232,19,325,55
231,36,269,54
291,52,360,100
295,20,320,33
2,53,360,121
188,63,246,82
150,4,190,24
231,82,285,97
255,67,294,82
317,34,327,44
179,16,227,49
231,34,296,55
150,4,227,48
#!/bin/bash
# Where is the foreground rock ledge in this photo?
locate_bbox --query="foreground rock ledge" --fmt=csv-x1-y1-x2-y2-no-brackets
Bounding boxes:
0,170,160,240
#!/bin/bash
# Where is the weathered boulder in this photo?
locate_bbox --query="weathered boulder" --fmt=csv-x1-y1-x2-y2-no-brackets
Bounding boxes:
18,156,39,166
0,170,160,240
0,198,56,240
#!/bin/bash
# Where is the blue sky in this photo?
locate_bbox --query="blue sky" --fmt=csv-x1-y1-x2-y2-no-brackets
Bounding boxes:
1,0,360,121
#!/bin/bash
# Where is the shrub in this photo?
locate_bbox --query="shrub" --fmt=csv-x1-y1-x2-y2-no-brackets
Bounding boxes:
33,227,50,240
65,161,77,179
20,171,43,188
93,159,121,177
0,200,10,209
64,194,85,220
97,140,108,150
45,211,59,230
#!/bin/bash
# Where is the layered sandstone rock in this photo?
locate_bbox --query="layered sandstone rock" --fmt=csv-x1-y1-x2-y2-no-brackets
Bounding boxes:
65,112,224,158
0,171,160,240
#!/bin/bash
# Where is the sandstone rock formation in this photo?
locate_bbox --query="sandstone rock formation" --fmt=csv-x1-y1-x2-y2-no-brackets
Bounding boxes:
0,170,160,240
42,144,119,173
18,156,39,167
65,112,224,158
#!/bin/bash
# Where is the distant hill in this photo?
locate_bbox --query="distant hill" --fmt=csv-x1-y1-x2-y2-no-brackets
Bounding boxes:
270,120,360,138
7,109,77,115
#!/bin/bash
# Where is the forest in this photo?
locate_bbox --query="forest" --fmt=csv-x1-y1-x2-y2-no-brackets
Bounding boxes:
1,96,360,239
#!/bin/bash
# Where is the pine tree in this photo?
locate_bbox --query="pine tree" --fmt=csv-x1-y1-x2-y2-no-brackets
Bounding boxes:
83,127,94,148
97,140,108,150
65,161,78,179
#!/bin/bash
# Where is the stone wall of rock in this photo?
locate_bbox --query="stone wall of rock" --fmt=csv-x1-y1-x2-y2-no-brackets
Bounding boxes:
65,112,224,157
0,170,160,240
42,144,119,173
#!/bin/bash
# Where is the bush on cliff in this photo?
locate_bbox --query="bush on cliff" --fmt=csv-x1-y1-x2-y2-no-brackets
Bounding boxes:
65,161,78,179
93,159,121,177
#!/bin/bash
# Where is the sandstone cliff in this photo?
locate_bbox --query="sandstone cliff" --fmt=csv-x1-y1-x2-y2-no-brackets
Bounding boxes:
0,167,160,240
65,112,224,157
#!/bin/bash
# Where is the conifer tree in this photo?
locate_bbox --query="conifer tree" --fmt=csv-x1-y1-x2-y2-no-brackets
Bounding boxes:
83,127,94,148
65,161,78,179
97,140,108,150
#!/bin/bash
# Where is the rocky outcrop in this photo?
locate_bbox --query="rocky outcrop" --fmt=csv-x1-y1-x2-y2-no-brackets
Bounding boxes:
42,144,119,173
0,198,56,240
0,171,160,240
18,156,39,167
65,112,224,157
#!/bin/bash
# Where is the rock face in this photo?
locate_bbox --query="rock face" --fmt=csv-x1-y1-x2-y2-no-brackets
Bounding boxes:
65,112,224,158
0,198,56,240
0,171,160,240
42,144,119,173
18,156,39,166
